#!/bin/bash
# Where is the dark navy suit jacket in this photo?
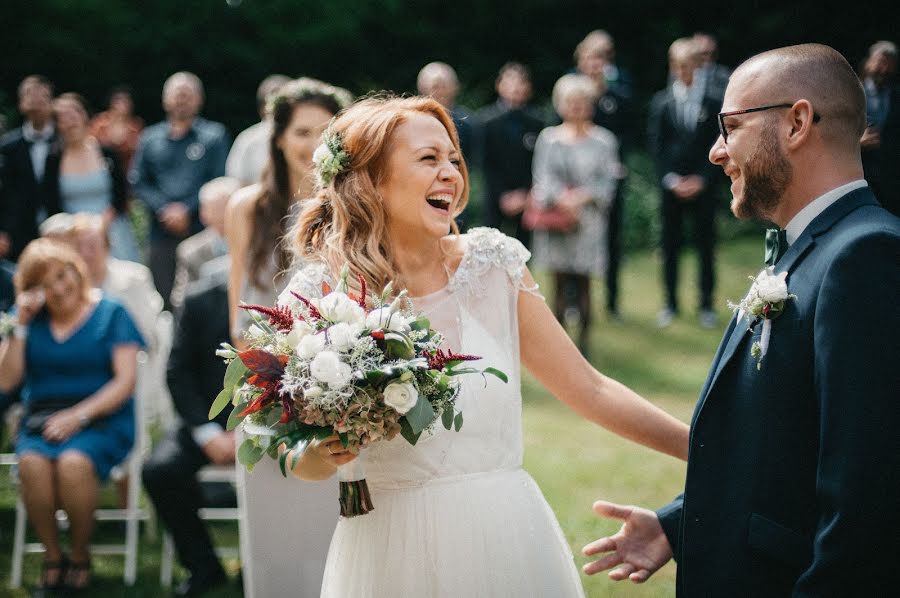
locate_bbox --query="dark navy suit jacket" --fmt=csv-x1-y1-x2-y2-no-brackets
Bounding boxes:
657,187,900,596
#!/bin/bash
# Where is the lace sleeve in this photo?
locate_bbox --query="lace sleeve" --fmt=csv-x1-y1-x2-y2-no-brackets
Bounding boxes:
276,261,332,314
451,227,542,298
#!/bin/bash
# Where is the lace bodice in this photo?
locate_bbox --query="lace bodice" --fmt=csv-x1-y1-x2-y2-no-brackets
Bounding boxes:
278,228,536,489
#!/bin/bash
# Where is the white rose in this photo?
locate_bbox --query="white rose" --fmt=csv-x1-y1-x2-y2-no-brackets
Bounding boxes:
382,381,419,415
304,385,323,399
365,307,411,333
285,320,313,349
312,143,332,167
755,270,789,303
296,332,326,360
328,322,363,352
317,292,366,325
310,351,353,388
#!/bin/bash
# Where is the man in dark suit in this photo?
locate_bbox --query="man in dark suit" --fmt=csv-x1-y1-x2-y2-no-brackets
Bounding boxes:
142,271,234,596
649,39,722,329
0,75,56,262
477,63,544,248
860,40,900,217
692,32,731,102
585,44,900,596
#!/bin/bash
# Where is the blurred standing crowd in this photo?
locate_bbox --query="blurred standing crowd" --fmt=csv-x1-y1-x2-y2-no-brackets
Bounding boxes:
0,30,897,596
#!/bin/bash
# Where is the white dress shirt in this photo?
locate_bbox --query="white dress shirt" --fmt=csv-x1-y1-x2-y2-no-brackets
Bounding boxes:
785,180,868,244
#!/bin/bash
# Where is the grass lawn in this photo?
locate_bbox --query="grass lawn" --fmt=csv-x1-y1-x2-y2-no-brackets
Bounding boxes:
0,236,764,597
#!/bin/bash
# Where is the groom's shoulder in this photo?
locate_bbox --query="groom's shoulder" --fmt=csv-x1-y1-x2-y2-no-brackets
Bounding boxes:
827,203,900,249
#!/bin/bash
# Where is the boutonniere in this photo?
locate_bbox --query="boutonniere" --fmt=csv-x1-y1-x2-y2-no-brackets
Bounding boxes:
728,267,797,370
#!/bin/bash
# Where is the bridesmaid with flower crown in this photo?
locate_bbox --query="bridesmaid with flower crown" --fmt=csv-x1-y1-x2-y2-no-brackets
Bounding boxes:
273,95,688,597
224,78,353,598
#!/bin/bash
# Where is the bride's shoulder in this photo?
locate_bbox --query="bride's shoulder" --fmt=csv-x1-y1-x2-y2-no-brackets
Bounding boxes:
446,227,531,289
277,259,331,307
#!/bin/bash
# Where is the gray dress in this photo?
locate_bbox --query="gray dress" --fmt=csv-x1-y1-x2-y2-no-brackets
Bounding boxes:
232,206,338,598
530,125,620,276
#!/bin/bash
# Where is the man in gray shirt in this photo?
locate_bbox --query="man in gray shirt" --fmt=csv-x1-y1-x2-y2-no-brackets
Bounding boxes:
130,72,230,308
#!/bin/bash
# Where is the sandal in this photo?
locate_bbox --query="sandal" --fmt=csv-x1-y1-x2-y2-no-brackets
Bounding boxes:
35,555,68,592
64,558,92,592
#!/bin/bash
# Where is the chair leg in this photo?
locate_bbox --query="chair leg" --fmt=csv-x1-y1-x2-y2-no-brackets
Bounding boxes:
10,495,27,588
123,456,141,585
160,532,174,587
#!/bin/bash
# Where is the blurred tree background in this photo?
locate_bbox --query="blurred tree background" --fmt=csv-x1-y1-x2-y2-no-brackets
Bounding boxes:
1,0,894,247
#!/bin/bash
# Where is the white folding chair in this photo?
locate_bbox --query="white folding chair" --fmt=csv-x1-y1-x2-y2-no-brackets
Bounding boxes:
159,464,244,587
8,361,153,588
136,310,175,429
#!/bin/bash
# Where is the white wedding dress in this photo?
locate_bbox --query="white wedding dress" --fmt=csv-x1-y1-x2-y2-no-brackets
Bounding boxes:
283,227,585,598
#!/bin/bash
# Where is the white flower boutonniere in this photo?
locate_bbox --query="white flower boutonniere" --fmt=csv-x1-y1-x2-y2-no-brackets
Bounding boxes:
728,267,797,370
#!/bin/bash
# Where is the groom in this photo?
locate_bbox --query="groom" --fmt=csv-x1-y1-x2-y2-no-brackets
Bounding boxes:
584,44,900,595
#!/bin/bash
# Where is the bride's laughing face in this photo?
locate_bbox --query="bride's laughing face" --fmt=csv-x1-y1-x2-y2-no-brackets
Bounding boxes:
377,112,464,240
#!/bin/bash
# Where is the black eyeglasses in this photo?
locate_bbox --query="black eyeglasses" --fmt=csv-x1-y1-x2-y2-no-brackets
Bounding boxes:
717,103,822,142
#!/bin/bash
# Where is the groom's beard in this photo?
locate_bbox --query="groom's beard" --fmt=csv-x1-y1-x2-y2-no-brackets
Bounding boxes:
735,120,792,221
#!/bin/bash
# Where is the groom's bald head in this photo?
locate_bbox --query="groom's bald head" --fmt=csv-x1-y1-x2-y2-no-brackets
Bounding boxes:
728,44,866,150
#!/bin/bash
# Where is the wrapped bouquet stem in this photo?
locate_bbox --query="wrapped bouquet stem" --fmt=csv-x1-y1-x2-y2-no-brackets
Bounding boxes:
210,267,507,517
337,452,372,517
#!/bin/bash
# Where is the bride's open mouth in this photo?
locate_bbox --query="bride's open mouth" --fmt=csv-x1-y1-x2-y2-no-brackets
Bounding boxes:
426,194,452,212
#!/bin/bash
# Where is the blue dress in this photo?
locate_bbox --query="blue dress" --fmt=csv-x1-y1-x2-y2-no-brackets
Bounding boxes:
16,297,144,480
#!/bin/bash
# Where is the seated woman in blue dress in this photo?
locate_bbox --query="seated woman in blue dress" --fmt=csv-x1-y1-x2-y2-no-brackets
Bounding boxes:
0,238,143,593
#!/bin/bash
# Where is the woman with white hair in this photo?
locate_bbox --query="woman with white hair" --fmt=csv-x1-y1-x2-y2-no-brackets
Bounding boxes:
529,74,621,355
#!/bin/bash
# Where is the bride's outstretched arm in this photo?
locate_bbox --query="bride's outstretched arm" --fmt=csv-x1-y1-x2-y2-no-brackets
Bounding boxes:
518,269,689,460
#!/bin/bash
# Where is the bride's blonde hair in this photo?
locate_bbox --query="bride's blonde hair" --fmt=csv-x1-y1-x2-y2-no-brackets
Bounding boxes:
291,95,470,291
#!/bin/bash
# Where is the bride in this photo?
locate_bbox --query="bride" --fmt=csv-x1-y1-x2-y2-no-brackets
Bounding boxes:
280,95,689,597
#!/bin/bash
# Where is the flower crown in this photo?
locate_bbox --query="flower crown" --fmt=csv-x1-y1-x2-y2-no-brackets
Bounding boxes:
265,78,354,119
313,128,351,187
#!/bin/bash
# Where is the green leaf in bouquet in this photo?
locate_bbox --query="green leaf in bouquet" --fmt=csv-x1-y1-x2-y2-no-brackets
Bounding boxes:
339,432,350,449
237,439,265,471
278,437,311,477
404,394,435,435
384,331,415,360
409,316,430,332
454,411,464,432
225,398,249,431
209,387,234,421
446,366,481,376
483,367,509,383
399,417,422,445
209,358,249,419
441,407,454,430
265,406,283,427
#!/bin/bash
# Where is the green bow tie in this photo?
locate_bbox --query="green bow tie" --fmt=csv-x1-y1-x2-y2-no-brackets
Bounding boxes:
765,228,788,266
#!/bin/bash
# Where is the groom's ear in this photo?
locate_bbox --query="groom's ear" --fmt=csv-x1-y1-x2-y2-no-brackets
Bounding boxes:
785,100,816,150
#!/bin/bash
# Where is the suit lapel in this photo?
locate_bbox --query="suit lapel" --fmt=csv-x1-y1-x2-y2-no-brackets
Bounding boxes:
695,186,878,410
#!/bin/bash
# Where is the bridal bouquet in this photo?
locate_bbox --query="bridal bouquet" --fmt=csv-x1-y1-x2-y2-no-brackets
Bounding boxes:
209,266,506,517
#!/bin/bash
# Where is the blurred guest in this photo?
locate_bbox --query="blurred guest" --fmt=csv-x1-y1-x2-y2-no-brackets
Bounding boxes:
131,72,230,309
692,32,731,102
0,239,143,593
531,74,621,355
226,74,291,186
48,93,140,262
0,261,15,435
417,62,475,164
69,213,162,351
142,271,233,597
89,86,144,170
860,40,900,217
226,78,352,344
649,38,722,329
574,35,637,319
170,176,238,309
574,30,633,100
0,75,57,262
477,62,544,247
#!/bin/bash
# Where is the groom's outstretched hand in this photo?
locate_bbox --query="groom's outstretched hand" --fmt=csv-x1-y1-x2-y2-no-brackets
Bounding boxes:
582,500,673,583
